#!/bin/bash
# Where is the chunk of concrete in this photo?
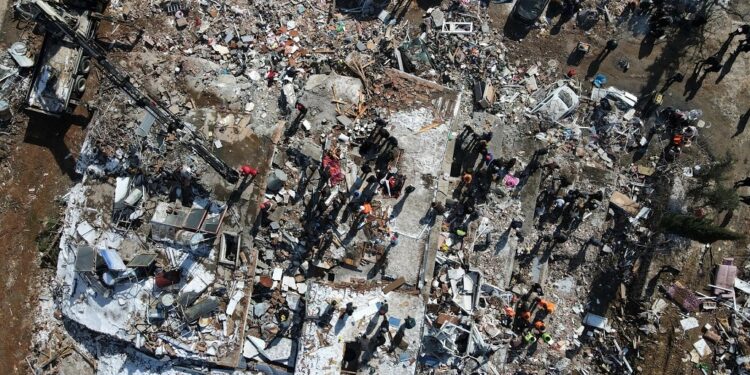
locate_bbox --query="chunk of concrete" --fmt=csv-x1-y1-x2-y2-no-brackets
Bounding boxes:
303,74,363,105
254,302,270,317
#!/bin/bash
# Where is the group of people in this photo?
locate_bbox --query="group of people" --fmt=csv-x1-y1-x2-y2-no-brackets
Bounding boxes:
446,125,526,240
501,283,558,347
699,24,750,76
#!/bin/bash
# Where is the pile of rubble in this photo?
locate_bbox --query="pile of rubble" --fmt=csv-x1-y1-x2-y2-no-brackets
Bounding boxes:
0,0,746,373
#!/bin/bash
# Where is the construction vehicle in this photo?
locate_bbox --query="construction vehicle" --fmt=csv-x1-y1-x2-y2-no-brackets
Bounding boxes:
17,0,241,183
24,8,95,117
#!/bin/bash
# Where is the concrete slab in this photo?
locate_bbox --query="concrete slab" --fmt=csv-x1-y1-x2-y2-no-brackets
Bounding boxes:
384,236,424,285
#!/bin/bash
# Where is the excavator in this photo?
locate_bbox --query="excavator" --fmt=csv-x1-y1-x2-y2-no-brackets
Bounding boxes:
17,0,242,183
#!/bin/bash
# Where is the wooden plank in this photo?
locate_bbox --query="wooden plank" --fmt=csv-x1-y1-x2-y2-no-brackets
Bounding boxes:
382,276,405,294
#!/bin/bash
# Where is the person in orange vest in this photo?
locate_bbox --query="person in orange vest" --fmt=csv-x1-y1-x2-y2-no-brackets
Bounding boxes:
538,299,556,314
358,202,372,223
672,133,684,146
462,169,474,185
520,310,532,322
533,320,546,332
501,306,515,327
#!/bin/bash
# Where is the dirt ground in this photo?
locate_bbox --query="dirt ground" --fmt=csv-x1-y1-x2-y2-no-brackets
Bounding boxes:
0,121,84,375
0,9,86,375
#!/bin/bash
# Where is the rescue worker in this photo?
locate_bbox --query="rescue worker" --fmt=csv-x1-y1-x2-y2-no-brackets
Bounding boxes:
430,201,447,216
520,309,532,323
534,320,546,332
502,306,516,326
605,38,619,51
462,169,474,185
239,165,258,177
358,202,373,223
523,331,537,345
538,298,557,315
317,301,337,328
541,332,553,343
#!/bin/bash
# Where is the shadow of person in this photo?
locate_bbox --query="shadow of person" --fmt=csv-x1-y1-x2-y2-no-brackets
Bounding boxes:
550,1,577,36
715,49,741,83
732,108,750,138
585,49,611,79
638,34,656,59
720,209,734,227
391,191,411,218
684,64,708,101
502,15,533,42
226,175,257,209
714,33,738,61
494,228,511,255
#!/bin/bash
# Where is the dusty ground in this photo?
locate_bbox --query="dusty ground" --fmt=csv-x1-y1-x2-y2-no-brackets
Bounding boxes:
0,9,86,374
0,120,84,375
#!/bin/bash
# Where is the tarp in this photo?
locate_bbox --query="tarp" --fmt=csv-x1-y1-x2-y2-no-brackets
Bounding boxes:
98,248,127,271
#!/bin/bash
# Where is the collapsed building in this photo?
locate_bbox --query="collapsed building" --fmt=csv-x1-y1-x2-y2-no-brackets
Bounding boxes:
3,0,748,373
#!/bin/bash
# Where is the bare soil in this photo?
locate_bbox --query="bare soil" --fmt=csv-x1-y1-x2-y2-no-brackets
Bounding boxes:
0,11,87,374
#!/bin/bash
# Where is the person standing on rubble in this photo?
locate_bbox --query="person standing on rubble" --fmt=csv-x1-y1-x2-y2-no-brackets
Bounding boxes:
533,319,546,333
339,302,356,322
474,131,493,154
731,24,750,37
318,301,338,328
536,298,557,319
523,331,537,345
462,169,474,185
460,124,476,138
373,126,390,146
430,201,447,216
528,282,544,297
383,136,399,152
378,302,389,317
501,306,516,327
488,158,504,180
481,151,494,168
515,308,533,331
357,202,373,223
